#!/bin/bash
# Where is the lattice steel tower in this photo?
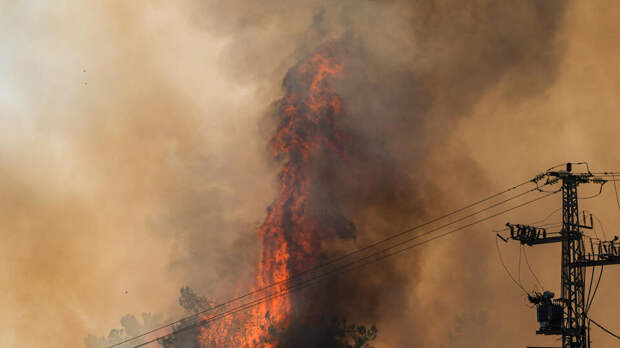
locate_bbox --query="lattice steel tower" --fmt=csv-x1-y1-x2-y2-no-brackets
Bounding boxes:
505,163,620,348
557,166,587,348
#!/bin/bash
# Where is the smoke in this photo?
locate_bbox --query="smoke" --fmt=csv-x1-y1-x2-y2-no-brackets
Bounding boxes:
0,2,273,347
202,1,569,346
168,0,570,346
7,1,620,347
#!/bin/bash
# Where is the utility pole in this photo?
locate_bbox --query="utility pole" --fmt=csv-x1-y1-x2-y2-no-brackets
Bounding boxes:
504,163,620,348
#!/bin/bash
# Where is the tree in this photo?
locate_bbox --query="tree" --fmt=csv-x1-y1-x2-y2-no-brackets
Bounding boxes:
83,313,162,348
265,317,378,348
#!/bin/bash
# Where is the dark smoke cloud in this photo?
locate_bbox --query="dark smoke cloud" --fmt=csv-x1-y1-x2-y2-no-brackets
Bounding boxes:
147,1,570,346
193,1,569,346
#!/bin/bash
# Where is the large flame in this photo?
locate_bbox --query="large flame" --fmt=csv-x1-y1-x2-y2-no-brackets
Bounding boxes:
199,41,351,347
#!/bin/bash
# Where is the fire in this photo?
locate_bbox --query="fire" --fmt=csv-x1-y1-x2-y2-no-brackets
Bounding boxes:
200,41,350,347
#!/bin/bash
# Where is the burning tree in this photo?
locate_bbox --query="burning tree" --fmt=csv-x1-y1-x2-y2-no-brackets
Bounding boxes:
198,40,376,347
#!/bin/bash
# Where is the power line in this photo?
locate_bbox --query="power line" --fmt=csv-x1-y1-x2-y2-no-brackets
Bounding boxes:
134,191,557,347
496,235,530,296
546,162,591,174
578,182,605,200
611,174,620,212
591,213,609,241
588,316,620,340
585,265,597,316
523,247,544,291
109,177,550,347
494,206,560,294
138,192,556,347
585,266,603,314
531,207,562,225
582,210,600,239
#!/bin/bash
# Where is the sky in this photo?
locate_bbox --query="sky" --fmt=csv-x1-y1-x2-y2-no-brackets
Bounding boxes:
1,1,620,347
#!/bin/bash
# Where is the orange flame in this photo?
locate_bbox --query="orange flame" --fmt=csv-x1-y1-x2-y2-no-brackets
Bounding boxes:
200,41,348,347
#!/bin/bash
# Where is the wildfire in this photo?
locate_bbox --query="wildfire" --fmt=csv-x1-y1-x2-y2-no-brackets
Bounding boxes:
200,41,350,347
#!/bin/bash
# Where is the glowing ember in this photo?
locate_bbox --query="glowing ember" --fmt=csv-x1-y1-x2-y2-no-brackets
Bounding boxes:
199,41,350,347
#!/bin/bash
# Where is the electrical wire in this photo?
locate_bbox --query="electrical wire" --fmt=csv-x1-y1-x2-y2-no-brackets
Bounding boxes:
133,191,557,347
522,247,544,291
588,316,620,340
591,213,609,240
493,197,567,298
496,235,530,296
491,199,562,291
108,178,550,348
612,174,620,212
578,182,605,200
535,177,562,193
530,207,562,225
545,162,591,174
586,266,604,314
585,265,597,315
138,193,555,347
582,210,600,239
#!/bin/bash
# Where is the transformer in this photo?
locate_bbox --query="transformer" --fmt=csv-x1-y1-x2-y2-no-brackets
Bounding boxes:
529,291,563,335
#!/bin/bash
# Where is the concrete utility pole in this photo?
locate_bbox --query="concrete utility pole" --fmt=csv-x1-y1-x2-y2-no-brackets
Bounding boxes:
504,163,620,348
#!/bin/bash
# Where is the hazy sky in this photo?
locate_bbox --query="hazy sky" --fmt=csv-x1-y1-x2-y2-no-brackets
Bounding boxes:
1,1,620,347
